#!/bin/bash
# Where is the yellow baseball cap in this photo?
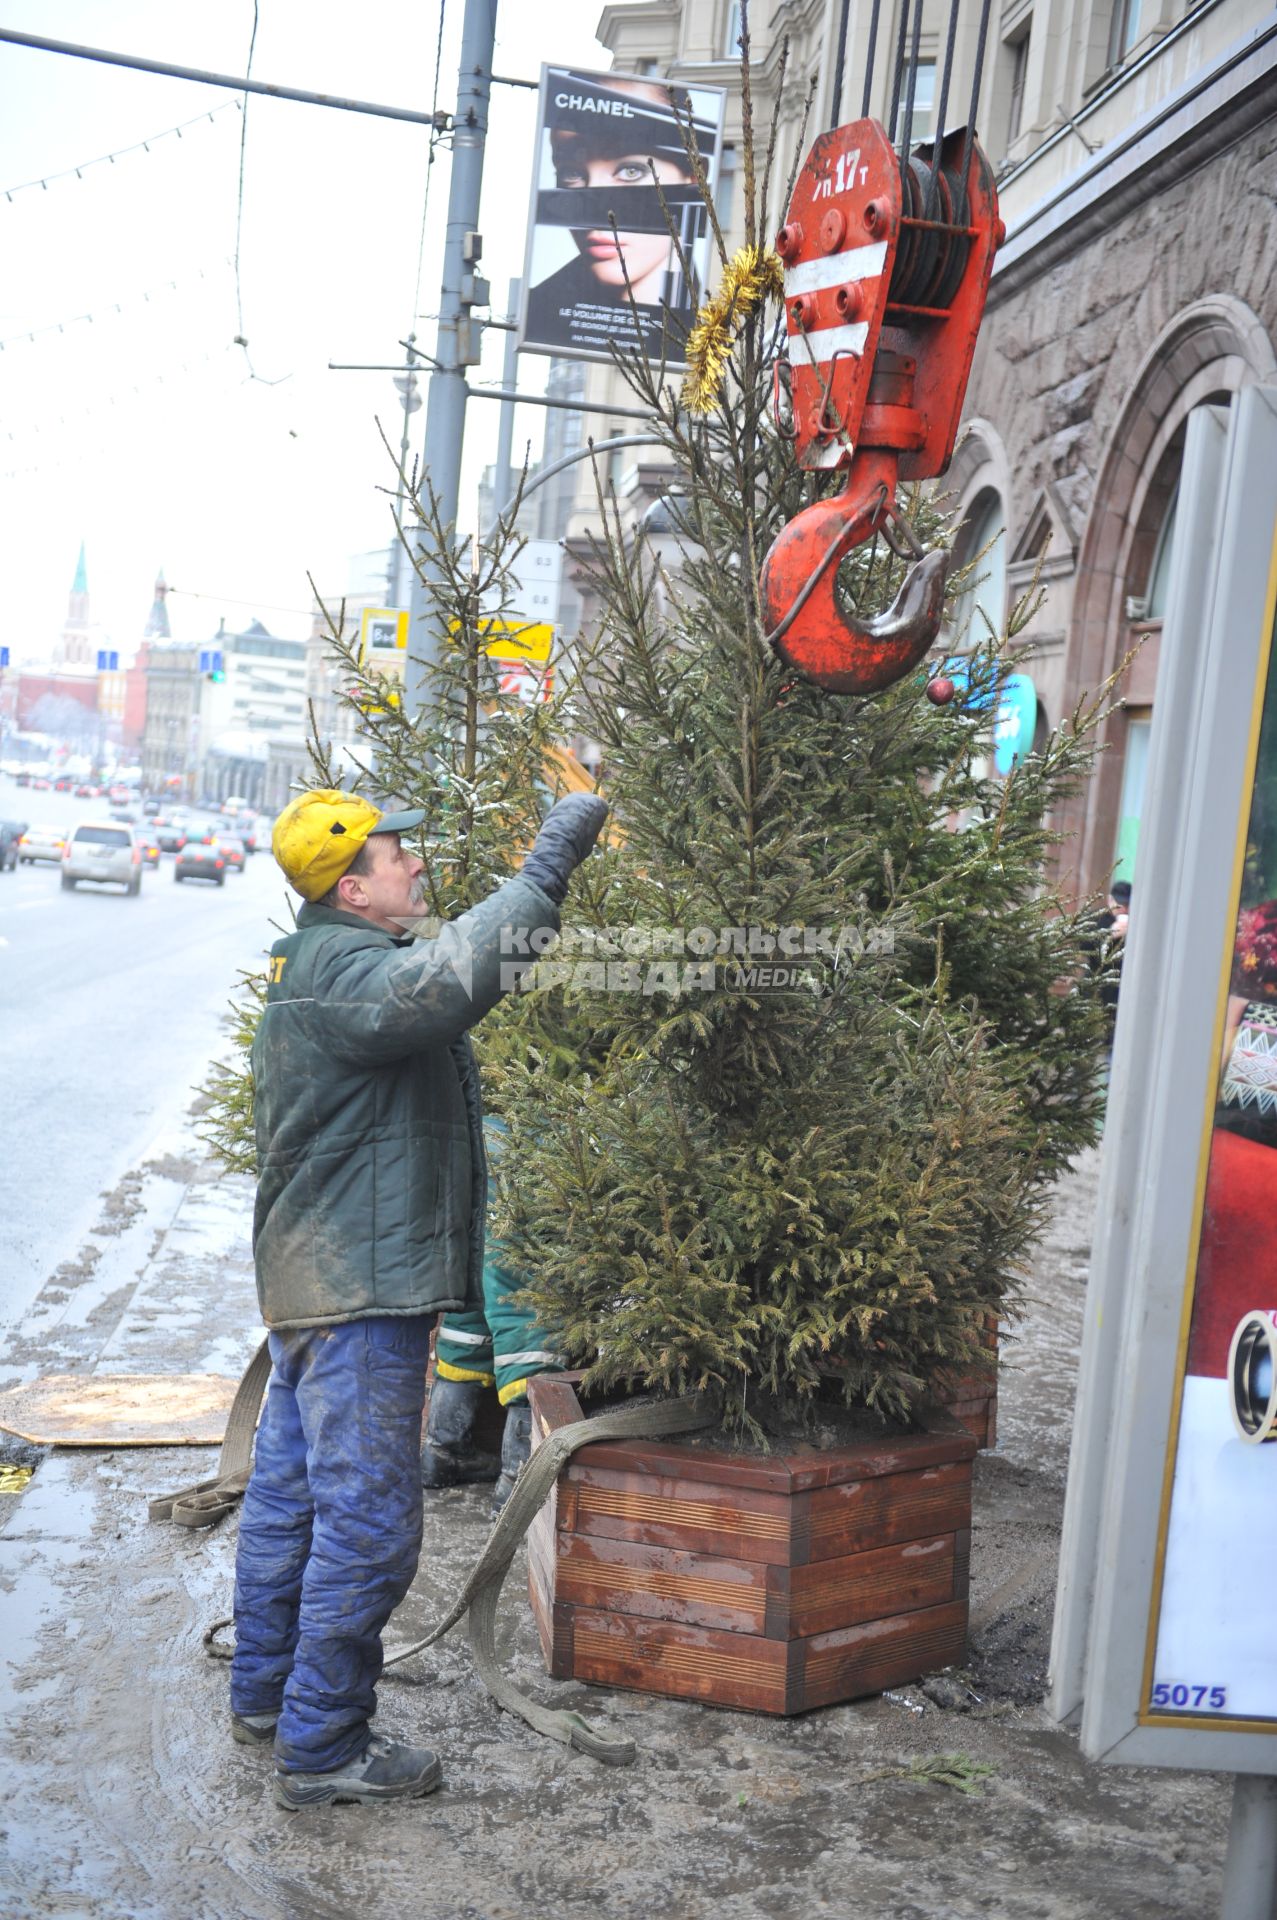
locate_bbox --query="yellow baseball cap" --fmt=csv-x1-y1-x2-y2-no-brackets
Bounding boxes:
271,788,426,901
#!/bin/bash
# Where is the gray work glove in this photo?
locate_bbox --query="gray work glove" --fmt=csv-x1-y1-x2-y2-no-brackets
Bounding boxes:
520,794,609,906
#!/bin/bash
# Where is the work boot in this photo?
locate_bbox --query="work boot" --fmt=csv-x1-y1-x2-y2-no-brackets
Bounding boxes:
421,1375,499,1488
231,1710,279,1747
491,1404,532,1515
274,1732,443,1811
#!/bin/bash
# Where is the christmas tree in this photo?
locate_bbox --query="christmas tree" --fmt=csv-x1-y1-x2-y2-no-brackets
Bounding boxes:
203,34,1109,1448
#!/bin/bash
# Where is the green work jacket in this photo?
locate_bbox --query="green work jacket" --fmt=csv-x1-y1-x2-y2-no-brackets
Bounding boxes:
250,877,556,1330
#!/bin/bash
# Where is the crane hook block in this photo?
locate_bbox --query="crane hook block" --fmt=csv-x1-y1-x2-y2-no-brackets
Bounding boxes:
760,118,1000,694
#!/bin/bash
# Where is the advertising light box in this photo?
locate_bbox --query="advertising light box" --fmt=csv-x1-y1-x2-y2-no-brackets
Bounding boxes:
518,66,726,367
1050,386,1277,1774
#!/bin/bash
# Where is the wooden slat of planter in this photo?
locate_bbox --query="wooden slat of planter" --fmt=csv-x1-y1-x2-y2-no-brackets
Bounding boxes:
781,1532,956,1639
527,1546,573,1678
797,1601,968,1712
947,1392,995,1449
551,1532,770,1635
544,1527,959,1641
953,1527,971,1602
567,1464,795,1566
806,1459,971,1562
560,1430,976,1492
566,1606,793,1714
533,1372,976,1490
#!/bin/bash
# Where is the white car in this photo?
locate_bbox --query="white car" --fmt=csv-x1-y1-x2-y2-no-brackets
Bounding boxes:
17,822,69,864
62,821,143,896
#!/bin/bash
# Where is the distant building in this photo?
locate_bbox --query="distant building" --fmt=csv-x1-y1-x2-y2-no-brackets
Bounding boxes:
54,540,99,670
19,544,108,754
305,579,390,769
140,642,201,795
15,670,99,742
119,572,171,756
199,618,307,808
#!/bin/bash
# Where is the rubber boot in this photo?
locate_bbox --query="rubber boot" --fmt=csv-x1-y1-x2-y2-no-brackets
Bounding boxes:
491,1404,532,1515
420,1375,500,1489
231,1710,279,1747
274,1733,442,1810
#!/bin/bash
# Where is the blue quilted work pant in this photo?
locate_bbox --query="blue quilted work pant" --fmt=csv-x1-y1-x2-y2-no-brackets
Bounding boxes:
230,1314,433,1774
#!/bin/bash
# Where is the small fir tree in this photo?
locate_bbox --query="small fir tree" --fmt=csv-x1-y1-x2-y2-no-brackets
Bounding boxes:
197,467,605,1164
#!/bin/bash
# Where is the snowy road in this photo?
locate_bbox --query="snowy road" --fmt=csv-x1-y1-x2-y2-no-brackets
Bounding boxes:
0,776,286,1332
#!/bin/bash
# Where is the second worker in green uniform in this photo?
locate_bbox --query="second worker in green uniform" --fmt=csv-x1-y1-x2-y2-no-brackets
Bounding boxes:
422,1118,560,1510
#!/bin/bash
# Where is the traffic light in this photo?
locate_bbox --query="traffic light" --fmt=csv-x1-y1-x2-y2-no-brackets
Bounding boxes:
198,649,225,682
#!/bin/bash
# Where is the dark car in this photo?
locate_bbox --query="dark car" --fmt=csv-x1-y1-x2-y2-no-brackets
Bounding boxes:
152,814,189,853
218,834,247,874
0,819,27,872
174,837,227,886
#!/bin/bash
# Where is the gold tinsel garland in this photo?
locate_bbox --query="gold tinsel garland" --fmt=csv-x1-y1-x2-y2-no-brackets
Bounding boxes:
680,245,785,413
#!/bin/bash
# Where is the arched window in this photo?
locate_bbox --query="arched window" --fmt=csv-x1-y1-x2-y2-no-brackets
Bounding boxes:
954,489,1007,646
1145,485,1178,622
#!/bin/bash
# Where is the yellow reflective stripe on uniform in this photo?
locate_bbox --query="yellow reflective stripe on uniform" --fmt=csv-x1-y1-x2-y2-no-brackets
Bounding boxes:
435,1359,496,1387
497,1376,529,1406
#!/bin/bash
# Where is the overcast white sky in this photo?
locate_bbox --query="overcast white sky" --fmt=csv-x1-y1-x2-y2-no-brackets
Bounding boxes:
0,0,612,659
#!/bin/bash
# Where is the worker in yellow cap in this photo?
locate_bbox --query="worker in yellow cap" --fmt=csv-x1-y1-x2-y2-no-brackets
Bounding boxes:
230,784,607,1810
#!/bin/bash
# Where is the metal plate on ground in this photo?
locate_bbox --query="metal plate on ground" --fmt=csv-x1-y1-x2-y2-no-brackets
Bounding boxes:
0,1374,239,1447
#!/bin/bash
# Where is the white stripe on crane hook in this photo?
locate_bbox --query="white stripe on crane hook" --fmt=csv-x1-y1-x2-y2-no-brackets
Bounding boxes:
783,240,887,297
786,320,870,365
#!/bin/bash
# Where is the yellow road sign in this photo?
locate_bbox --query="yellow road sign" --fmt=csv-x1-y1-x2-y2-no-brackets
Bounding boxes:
448,617,553,665
359,608,410,669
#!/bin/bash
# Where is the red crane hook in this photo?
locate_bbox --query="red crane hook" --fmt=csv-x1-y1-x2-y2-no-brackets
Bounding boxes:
759,450,951,696
759,120,1001,695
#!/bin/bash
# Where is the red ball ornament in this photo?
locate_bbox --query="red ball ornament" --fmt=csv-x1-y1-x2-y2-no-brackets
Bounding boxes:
926,675,956,706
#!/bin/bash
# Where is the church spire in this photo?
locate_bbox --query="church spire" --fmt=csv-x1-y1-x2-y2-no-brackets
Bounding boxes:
144,567,171,640
58,539,92,664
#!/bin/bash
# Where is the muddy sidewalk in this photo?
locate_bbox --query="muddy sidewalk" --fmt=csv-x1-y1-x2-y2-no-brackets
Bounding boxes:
0,1137,1230,1920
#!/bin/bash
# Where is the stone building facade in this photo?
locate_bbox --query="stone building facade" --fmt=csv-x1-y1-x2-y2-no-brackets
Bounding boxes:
579,0,1277,899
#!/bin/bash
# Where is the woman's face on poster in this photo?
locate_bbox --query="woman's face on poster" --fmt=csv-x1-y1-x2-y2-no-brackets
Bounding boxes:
553,144,694,299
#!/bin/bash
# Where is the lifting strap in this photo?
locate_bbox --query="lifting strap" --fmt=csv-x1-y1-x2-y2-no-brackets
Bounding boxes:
147,1336,272,1529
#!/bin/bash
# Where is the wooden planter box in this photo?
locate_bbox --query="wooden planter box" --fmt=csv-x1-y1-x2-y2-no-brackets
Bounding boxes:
942,1315,1000,1450
527,1375,976,1716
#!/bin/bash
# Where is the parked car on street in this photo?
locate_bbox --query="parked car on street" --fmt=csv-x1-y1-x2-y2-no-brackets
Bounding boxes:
62,822,143,895
218,834,247,874
18,823,68,864
174,837,227,886
0,819,28,871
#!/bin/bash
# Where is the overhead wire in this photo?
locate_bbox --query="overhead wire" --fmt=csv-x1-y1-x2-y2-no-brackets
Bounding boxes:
230,1,288,386
0,270,211,350
0,101,240,202
411,0,448,324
